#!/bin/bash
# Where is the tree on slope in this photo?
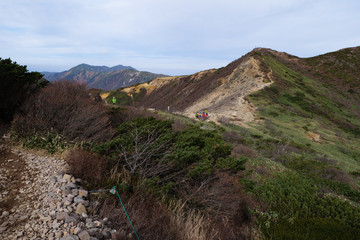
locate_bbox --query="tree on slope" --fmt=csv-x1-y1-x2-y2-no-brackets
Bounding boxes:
0,58,46,122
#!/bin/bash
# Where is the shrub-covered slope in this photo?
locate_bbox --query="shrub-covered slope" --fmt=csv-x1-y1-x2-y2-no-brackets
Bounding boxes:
115,46,360,239
231,47,360,239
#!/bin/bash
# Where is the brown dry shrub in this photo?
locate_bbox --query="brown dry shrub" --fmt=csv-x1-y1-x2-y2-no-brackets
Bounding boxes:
122,106,158,121
222,131,244,144
232,144,258,158
65,149,107,183
181,172,257,240
12,80,114,143
321,167,355,187
98,191,181,240
94,172,258,240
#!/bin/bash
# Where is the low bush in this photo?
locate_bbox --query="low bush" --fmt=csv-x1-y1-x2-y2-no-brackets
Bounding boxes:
180,172,256,240
91,117,250,239
12,81,115,145
18,130,68,154
262,217,360,240
65,149,107,184
221,131,245,144
232,144,258,158
106,91,132,106
253,171,360,239
94,117,174,181
97,192,180,240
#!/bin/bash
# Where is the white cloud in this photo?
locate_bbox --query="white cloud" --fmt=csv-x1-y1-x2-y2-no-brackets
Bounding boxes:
0,0,359,75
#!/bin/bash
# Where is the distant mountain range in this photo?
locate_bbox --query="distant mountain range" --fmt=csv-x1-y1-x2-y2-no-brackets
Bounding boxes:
42,64,167,90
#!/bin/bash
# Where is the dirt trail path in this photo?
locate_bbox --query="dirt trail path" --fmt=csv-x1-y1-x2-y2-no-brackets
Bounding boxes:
0,145,32,228
0,137,117,240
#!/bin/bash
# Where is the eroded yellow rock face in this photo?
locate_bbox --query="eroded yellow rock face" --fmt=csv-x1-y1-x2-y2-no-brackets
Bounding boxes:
100,92,110,99
122,76,182,94
182,57,273,124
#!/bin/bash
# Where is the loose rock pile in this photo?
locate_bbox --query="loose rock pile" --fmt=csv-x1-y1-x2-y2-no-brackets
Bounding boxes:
0,146,118,240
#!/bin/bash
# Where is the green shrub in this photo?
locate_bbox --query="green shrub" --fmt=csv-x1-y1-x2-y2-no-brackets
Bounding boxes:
262,217,360,240
12,130,68,154
93,117,175,183
217,156,247,172
169,127,232,164
254,171,360,238
106,91,132,106
95,118,245,192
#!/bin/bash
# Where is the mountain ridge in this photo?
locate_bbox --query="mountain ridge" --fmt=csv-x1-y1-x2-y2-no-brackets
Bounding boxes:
118,46,360,122
42,63,167,91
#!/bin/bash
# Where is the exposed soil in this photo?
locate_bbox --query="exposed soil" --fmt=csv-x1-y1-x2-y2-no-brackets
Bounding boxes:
182,56,273,125
0,145,27,212
306,132,321,142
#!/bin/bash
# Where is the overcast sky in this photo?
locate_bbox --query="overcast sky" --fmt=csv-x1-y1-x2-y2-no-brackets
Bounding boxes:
0,0,359,75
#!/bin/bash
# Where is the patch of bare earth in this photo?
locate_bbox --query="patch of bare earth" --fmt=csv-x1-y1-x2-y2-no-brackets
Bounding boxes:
0,145,30,216
0,143,37,237
306,132,321,142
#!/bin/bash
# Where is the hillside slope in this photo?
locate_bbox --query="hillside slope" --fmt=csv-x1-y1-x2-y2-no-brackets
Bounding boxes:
10,46,360,239
122,50,273,124
118,46,360,172
120,47,360,126
43,64,167,90
127,47,360,239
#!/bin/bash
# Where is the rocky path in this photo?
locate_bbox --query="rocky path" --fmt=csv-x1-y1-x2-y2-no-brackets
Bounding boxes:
0,142,117,240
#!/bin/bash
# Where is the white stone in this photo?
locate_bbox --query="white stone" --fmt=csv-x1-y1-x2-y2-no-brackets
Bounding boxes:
74,227,82,235
63,174,72,182
1,211,9,217
75,204,86,215
78,190,88,198
55,231,63,238
93,221,101,227
78,231,90,240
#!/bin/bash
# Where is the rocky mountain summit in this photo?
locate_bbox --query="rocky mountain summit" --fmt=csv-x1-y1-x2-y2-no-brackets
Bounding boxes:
0,143,122,240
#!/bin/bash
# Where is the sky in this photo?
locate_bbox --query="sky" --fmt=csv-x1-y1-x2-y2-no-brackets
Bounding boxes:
0,0,359,76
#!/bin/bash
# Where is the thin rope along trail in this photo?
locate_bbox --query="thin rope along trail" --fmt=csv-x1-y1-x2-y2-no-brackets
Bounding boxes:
89,186,140,240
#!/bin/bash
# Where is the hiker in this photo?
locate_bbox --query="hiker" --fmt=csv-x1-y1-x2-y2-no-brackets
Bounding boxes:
112,97,116,104
202,112,206,119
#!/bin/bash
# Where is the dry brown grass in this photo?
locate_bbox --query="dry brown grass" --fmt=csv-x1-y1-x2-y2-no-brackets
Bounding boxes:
97,191,181,240
168,200,213,240
178,172,257,240
232,144,258,158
